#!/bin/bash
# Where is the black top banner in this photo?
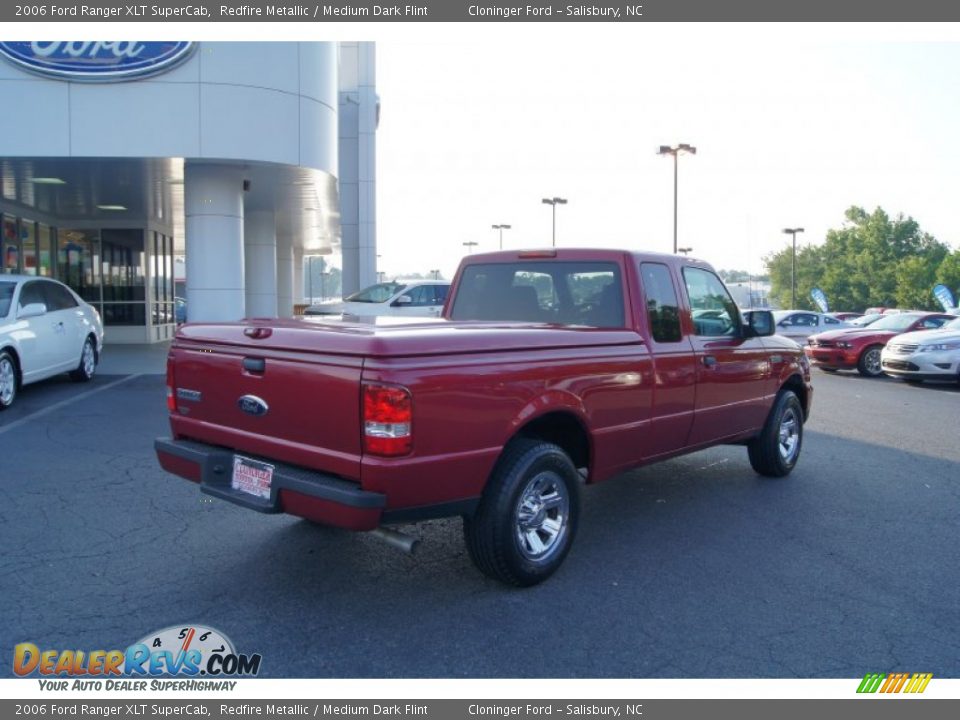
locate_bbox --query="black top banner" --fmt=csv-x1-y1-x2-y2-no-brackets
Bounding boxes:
5,0,960,22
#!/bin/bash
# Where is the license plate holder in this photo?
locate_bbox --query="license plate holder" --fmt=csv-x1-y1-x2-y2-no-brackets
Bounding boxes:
231,455,274,500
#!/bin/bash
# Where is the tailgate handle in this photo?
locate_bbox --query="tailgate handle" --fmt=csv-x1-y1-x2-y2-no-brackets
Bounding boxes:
243,357,266,374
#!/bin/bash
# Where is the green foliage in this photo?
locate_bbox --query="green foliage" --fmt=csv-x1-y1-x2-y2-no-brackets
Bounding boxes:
764,206,951,311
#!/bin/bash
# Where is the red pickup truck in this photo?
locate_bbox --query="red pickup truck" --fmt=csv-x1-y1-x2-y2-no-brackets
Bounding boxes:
156,249,812,585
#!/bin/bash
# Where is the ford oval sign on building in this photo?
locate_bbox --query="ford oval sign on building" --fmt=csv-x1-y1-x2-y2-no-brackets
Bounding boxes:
0,41,195,82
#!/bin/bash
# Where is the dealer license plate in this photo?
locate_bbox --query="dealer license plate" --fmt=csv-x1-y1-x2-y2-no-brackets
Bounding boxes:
231,455,274,500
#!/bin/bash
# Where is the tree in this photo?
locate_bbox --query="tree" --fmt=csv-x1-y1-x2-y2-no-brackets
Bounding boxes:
764,206,949,311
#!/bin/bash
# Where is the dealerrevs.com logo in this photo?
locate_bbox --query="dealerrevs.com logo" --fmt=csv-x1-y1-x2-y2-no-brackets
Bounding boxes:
14,625,261,690
857,672,933,694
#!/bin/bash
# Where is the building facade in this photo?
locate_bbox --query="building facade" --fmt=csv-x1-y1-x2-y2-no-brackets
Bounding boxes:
0,41,377,342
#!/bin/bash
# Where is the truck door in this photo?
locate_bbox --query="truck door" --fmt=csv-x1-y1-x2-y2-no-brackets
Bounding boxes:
637,262,697,458
680,266,771,445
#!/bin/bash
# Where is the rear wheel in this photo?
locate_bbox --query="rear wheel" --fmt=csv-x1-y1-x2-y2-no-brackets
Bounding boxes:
70,337,97,382
857,345,884,377
464,438,580,587
747,390,803,477
0,351,17,410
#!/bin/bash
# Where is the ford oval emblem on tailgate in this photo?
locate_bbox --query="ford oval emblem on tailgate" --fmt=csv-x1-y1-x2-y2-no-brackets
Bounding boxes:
238,395,269,417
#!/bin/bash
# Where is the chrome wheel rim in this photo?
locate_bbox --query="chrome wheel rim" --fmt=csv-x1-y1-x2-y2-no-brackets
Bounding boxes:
515,471,570,561
82,341,96,377
0,358,14,405
778,407,800,464
864,348,882,375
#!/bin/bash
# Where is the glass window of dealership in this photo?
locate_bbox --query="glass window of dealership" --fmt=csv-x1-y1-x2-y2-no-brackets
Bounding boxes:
2,214,175,340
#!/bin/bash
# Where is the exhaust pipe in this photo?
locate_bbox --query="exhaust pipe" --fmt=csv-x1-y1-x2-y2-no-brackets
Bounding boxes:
369,527,420,554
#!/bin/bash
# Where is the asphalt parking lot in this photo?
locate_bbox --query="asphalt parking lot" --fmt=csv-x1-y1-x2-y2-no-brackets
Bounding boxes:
2,368,958,678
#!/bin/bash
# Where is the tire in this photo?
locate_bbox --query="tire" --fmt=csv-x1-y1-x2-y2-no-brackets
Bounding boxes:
857,345,884,377
70,337,97,382
463,438,580,587
747,390,803,477
0,351,18,410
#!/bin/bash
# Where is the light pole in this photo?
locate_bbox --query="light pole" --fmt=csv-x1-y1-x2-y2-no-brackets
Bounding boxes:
657,143,697,254
678,247,693,256
462,241,478,255
430,269,440,280
782,227,804,309
541,197,567,247
491,224,511,250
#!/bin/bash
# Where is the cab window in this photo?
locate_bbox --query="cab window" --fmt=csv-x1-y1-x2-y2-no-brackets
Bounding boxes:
640,262,682,343
682,267,740,337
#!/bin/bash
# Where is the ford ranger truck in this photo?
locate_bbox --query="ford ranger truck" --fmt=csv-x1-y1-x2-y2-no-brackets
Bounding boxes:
156,249,812,586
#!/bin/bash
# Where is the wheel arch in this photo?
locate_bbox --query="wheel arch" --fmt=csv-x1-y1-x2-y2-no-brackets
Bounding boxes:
510,410,592,481
0,344,22,386
780,373,809,421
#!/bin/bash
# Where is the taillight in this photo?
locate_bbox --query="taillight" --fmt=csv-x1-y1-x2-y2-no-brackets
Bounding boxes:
363,384,412,457
166,357,176,413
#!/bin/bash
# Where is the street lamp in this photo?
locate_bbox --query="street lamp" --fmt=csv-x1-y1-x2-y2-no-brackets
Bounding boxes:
657,143,697,254
782,227,805,309
541,197,567,247
430,269,440,280
677,247,693,256
491,224,511,250
462,241,478,254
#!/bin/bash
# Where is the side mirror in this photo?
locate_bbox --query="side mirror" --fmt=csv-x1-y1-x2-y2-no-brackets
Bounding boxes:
392,295,413,306
18,302,47,319
743,310,775,337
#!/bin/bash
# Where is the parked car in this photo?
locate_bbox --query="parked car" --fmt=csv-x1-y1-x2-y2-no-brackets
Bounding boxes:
0,275,104,409
156,248,812,586
304,280,450,318
829,312,863,321
849,313,883,327
804,311,954,377
772,310,850,342
881,317,960,384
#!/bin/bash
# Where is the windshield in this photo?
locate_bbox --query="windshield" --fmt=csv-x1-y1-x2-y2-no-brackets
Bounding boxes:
345,282,408,303
0,281,14,318
867,314,923,331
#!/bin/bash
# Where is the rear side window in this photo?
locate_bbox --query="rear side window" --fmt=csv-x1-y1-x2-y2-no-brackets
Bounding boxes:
640,263,682,343
450,261,624,327
682,267,740,337
43,281,78,311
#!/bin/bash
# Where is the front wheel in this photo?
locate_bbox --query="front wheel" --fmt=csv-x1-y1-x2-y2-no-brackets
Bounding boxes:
857,345,884,377
747,390,803,477
0,351,17,410
464,439,580,587
70,337,97,382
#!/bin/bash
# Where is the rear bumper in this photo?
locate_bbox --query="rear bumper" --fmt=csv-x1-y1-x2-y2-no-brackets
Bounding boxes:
155,437,386,531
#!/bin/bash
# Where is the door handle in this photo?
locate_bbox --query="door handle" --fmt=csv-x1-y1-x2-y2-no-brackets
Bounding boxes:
702,355,717,367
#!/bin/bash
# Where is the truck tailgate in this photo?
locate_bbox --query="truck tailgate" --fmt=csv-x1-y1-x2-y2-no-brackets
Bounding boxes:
167,337,363,480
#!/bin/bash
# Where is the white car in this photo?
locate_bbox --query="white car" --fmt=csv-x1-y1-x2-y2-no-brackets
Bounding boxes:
304,280,450,318
0,275,104,410
772,310,851,342
881,317,960,384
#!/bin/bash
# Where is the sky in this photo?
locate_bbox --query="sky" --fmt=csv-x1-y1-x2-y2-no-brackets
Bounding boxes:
374,33,960,280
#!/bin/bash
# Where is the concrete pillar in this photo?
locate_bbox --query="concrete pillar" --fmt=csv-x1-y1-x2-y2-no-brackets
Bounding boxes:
244,210,278,318
277,239,294,318
293,246,305,306
339,41,378,296
184,163,245,322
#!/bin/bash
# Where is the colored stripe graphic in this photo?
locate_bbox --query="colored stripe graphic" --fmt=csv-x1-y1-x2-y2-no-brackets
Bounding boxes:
857,672,932,693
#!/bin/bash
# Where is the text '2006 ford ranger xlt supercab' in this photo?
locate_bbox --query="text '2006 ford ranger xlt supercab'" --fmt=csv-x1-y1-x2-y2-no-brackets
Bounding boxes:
156,249,812,586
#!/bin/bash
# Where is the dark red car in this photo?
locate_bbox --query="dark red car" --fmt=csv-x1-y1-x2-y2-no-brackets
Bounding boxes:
805,312,955,377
